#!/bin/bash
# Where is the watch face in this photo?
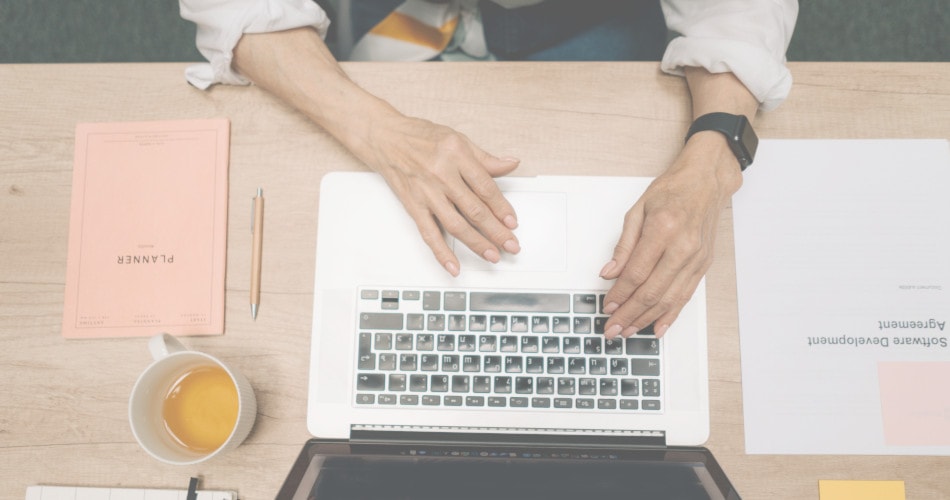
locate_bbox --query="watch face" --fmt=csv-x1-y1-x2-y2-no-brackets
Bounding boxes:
739,118,759,164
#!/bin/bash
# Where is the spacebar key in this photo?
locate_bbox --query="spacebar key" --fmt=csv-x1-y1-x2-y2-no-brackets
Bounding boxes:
470,292,571,313
359,312,404,330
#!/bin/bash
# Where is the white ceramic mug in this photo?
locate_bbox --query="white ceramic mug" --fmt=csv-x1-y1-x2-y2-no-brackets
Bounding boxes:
129,333,257,465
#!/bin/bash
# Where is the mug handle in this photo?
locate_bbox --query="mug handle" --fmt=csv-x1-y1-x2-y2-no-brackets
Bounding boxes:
148,333,188,361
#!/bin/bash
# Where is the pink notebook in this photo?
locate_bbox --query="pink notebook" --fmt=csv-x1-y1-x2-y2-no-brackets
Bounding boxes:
63,119,230,338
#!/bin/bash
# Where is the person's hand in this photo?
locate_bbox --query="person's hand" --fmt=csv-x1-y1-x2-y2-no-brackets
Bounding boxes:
599,134,743,338
363,112,522,276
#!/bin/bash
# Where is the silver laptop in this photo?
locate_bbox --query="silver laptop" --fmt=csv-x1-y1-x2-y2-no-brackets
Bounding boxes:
308,172,709,447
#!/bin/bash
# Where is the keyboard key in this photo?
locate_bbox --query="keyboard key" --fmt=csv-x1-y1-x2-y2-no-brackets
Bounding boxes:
505,356,523,373
525,356,544,373
374,332,392,350
573,317,591,334
510,316,529,332
422,395,441,406
541,336,560,353
423,291,441,310
484,355,502,373
473,376,491,393
444,396,463,406
531,397,551,408
361,289,379,300
356,394,375,404
599,378,618,396
494,376,512,393
521,336,540,353
563,338,581,354
448,314,466,331
631,359,660,376
395,333,413,350
462,355,481,372
531,316,549,333
466,396,485,406
515,377,534,394
604,338,623,355
406,313,425,330
441,355,460,372
452,375,470,392
431,375,449,392
594,317,607,334
546,357,565,374
610,358,628,375
584,337,602,355
427,314,445,331
378,394,397,405
621,379,640,396
643,400,661,411
470,292,571,313
359,312,403,330
416,334,434,351
488,396,507,407
552,316,571,333
458,335,477,351
573,294,597,313
479,335,498,352
557,378,576,395
589,357,607,375
510,397,529,408
420,354,438,371
437,334,456,351
598,399,617,409
620,399,639,410
356,374,385,391
389,374,406,391
469,315,487,332
642,379,661,397
400,395,419,405
567,357,586,374
399,354,417,371
554,398,572,408
379,353,397,371
578,378,597,395
490,315,507,332
626,337,660,355
500,336,518,352
402,290,421,300
576,398,595,409
410,374,428,392
444,292,467,311
537,377,554,394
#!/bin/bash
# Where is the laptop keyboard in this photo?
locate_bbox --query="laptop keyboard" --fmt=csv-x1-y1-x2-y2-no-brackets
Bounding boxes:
354,287,662,412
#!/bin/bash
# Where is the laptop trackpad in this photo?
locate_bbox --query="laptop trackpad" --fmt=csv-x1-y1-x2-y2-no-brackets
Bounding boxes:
451,191,567,272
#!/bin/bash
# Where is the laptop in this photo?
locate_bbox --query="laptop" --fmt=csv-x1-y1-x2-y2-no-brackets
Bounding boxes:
308,172,709,453
277,437,740,499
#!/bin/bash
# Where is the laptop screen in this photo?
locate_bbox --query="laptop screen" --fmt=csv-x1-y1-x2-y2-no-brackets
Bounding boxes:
277,439,740,500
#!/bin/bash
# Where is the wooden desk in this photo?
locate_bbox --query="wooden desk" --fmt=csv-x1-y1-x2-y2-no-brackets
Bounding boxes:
1,62,948,499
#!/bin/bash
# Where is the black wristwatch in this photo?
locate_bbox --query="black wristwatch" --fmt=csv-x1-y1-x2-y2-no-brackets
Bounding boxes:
685,112,758,171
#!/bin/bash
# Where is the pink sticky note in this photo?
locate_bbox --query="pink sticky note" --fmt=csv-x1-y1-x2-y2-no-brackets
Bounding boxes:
878,362,950,446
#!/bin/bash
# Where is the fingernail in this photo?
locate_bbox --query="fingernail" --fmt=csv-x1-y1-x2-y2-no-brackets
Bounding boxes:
605,324,622,339
444,261,460,277
599,260,617,278
500,156,521,165
503,215,518,229
503,239,520,254
654,324,669,338
603,302,619,314
622,326,639,337
483,248,501,263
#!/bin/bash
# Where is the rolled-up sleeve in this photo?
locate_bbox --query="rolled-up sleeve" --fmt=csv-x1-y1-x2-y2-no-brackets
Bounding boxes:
660,0,798,111
180,0,331,89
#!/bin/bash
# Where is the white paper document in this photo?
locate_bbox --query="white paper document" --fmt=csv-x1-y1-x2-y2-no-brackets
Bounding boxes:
733,139,950,455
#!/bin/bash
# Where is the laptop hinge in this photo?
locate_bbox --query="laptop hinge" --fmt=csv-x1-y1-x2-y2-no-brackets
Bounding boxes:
350,424,667,448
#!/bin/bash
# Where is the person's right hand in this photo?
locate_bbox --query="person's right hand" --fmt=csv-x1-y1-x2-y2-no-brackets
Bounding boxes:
359,112,522,276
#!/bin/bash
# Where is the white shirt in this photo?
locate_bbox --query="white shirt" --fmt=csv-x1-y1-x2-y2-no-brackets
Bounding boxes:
180,0,797,110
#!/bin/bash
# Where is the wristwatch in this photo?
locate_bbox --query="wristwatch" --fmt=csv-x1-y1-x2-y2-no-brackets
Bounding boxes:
685,112,759,171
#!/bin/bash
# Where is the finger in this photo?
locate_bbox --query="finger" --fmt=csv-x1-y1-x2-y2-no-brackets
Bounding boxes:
428,189,506,264
600,206,645,279
463,154,521,231
606,256,705,339
405,202,461,277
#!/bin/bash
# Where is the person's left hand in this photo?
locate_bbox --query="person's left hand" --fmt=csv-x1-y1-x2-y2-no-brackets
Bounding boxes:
598,135,743,339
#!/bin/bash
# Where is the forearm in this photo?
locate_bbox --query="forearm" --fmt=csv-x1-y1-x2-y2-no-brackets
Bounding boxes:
232,28,399,159
679,67,759,191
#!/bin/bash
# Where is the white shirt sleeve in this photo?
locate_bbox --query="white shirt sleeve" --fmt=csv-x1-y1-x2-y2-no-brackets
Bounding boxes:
660,0,798,111
180,0,331,89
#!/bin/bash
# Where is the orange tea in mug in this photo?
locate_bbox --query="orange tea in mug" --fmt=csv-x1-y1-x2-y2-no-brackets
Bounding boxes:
161,365,238,453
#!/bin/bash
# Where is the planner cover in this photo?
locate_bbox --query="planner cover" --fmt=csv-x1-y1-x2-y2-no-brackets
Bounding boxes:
62,119,230,338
